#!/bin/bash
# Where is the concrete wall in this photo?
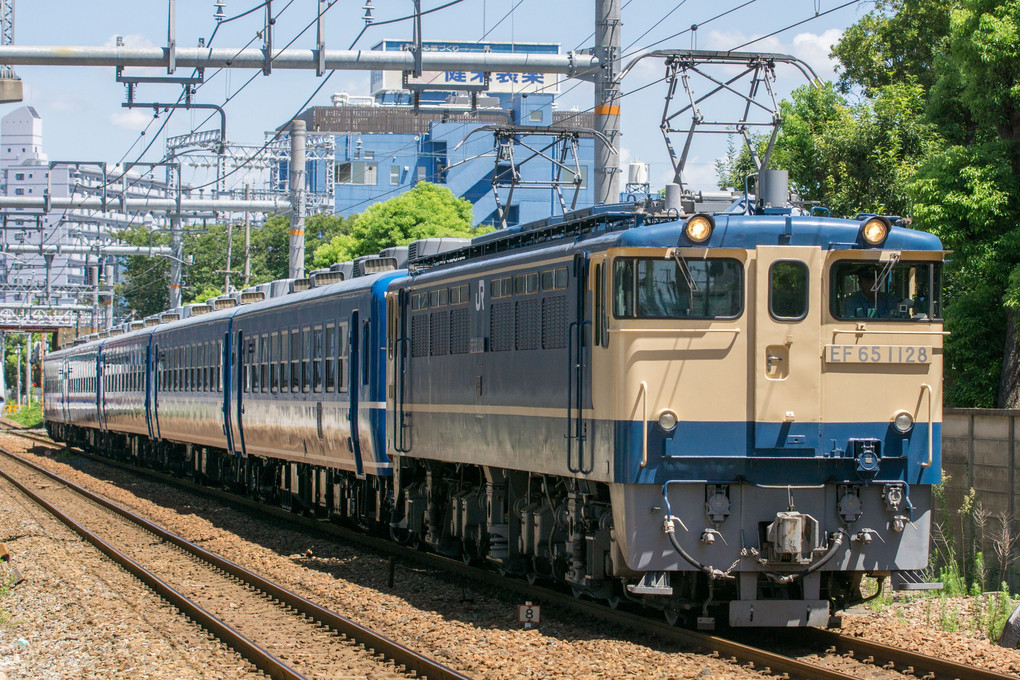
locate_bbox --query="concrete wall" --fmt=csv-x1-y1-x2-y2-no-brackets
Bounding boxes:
943,408,1019,588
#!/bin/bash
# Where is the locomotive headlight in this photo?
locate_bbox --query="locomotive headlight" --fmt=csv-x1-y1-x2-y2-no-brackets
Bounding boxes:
892,410,914,433
657,409,679,432
860,216,891,247
684,214,715,244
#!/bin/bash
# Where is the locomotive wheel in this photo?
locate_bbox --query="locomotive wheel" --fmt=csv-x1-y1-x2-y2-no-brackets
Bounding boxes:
526,572,538,585
663,609,679,626
606,594,621,609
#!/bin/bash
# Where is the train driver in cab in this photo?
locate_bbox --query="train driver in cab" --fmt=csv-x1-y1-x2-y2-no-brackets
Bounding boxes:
843,265,902,319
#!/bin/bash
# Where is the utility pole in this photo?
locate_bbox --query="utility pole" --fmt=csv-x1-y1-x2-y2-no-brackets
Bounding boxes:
88,260,99,332
168,164,183,309
22,333,29,405
223,220,234,293
14,344,20,407
594,0,621,205
289,119,306,280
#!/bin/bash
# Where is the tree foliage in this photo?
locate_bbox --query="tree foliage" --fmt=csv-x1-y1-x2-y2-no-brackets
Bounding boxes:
117,212,350,319
312,182,487,268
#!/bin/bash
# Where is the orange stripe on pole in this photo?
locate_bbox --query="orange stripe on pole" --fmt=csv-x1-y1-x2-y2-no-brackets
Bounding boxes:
290,230,305,236
594,105,620,115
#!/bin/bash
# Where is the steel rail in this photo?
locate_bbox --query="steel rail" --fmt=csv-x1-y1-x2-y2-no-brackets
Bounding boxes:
803,628,1018,680
0,452,308,680
0,443,473,680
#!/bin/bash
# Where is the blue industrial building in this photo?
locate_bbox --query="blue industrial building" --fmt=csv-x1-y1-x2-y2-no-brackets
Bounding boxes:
291,40,595,227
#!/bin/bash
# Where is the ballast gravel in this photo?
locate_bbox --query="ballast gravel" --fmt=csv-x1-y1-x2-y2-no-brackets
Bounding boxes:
0,429,1018,680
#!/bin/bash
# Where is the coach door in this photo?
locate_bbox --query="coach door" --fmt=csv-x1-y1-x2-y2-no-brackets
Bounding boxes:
753,246,823,451
144,343,154,440
348,310,366,479
231,329,247,457
60,358,70,423
152,345,162,440
96,351,106,431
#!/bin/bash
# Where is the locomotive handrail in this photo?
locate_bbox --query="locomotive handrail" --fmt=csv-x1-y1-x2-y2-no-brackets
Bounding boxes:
638,381,648,468
609,328,741,334
831,328,950,336
920,383,933,468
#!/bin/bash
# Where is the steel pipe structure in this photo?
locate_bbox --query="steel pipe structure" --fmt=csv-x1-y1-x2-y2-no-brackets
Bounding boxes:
0,46,597,75
0,196,291,213
3,244,171,256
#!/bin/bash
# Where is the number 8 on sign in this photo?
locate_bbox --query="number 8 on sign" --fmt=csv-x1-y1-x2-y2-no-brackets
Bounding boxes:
517,602,541,628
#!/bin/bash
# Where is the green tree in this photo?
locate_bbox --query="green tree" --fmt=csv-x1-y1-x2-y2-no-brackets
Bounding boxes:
313,182,486,267
116,212,352,317
831,0,952,96
116,225,171,319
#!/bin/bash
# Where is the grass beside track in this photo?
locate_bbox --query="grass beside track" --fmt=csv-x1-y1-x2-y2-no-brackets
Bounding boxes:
6,402,42,429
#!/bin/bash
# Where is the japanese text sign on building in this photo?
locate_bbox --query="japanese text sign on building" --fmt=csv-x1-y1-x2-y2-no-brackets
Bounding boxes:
371,40,562,95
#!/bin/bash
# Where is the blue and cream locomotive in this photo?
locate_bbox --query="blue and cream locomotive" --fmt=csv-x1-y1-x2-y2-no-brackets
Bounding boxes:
43,200,944,627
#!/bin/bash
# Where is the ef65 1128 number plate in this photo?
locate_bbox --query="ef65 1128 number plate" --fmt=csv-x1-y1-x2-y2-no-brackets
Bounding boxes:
825,345,932,364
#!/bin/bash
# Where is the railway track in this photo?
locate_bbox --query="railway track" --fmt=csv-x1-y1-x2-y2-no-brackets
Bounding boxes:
7,429,1017,680
0,441,471,680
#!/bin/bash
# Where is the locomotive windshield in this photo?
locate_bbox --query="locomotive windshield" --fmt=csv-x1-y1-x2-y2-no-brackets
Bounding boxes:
831,260,942,321
613,257,743,319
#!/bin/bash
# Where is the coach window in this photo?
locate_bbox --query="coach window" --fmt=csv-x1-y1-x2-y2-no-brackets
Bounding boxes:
209,342,216,391
290,329,301,392
271,332,280,392
216,340,223,391
260,334,269,393
195,344,202,391
201,344,209,391
770,261,809,320
312,325,324,392
188,344,195,391
243,339,252,392
280,331,290,393
300,328,311,392
338,321,349,393
324,324,336,392
613,257,743,319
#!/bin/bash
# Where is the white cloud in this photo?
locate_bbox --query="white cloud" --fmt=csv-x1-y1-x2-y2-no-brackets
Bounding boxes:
110,108,151,131
700,28,843,82
790,29,843,80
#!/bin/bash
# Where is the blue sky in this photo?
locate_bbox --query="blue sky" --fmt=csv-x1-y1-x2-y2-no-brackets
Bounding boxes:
10,1,869,194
